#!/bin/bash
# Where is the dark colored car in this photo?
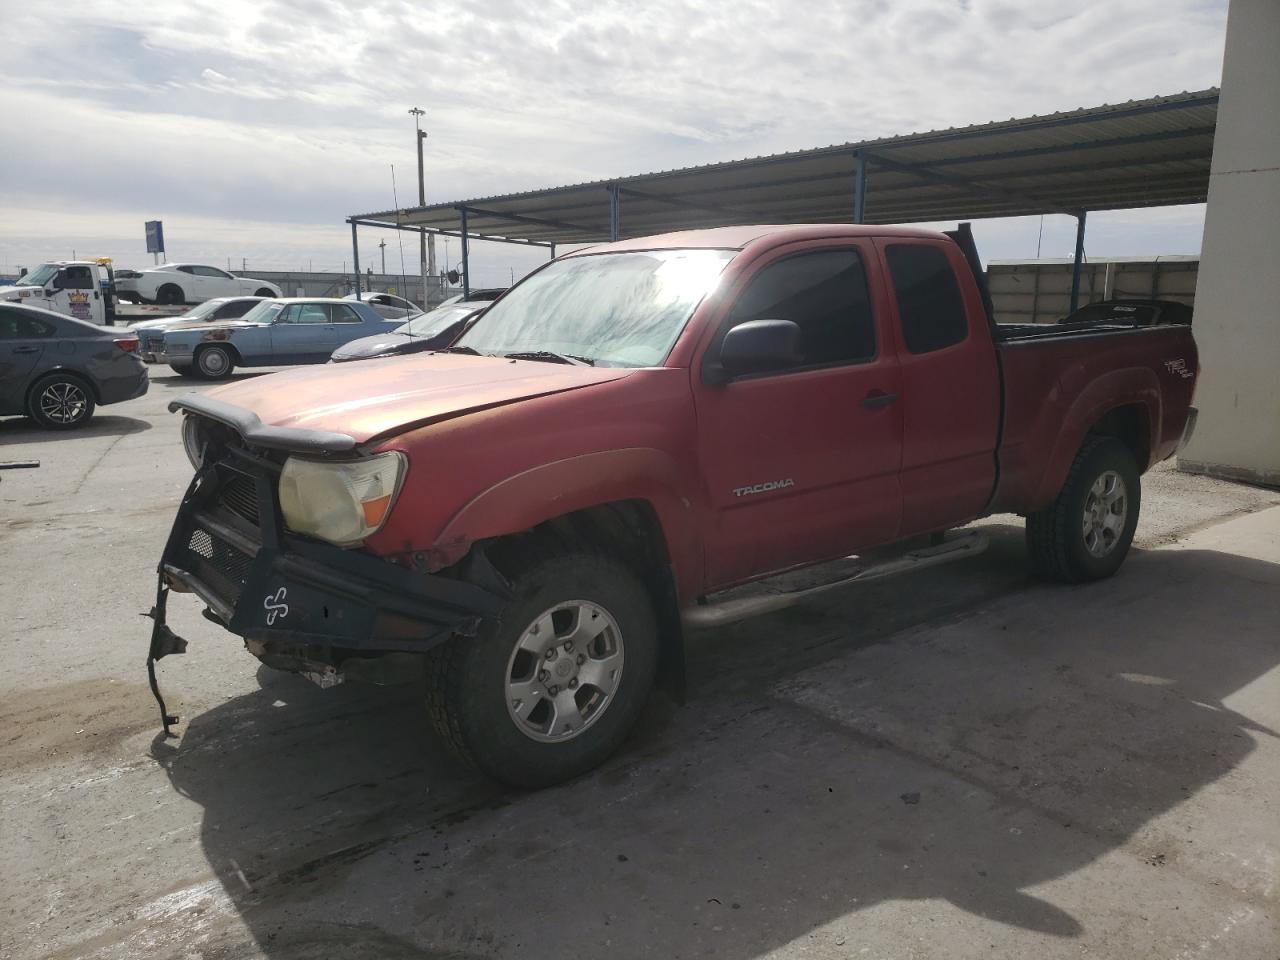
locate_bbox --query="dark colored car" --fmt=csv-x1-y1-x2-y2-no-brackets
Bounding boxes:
0,303,148,429
1058,298,1193,327
329,302,482,362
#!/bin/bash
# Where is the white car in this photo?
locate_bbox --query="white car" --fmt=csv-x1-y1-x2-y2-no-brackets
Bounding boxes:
342,291,422,320
115,264,281,305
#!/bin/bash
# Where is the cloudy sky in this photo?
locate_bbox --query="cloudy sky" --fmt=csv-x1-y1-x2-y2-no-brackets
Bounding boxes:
0,0,1227,286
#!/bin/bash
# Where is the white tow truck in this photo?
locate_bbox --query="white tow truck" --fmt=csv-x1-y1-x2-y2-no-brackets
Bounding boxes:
0,259,187,326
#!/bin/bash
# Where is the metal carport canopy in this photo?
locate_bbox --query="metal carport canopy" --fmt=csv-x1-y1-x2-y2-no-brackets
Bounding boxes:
350,88,1217,247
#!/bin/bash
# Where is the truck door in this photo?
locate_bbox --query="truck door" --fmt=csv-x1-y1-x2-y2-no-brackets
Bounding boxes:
875,240,1000,535
0,306,53,408
56,265,105,325
694,243,904,588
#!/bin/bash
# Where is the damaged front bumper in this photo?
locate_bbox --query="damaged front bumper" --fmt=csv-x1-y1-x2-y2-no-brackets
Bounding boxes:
145,420,505,735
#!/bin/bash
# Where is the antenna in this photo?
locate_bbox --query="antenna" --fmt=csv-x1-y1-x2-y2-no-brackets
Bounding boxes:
391,164,412,335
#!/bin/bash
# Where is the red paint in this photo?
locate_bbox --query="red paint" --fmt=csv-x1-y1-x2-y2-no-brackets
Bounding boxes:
210,224,1197,605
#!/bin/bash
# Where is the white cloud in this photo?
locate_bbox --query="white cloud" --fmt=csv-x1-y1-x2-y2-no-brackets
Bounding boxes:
0,0,1228,275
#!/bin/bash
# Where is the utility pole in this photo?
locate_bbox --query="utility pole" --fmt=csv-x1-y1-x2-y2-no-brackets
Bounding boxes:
378,238,386,275
409,107,436,303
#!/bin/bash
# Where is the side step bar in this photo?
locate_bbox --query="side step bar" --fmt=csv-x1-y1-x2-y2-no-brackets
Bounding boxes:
682,531,989,629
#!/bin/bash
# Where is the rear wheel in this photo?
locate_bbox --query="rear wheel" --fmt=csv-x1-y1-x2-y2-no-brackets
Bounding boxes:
28,373,96,429
254,288,275,298
425,546,659,788
1027,436,1140,582
157,283,185,305
193,344,235,380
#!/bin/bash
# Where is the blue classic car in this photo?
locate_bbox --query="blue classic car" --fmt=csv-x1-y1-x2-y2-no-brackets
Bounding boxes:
156,298,401,379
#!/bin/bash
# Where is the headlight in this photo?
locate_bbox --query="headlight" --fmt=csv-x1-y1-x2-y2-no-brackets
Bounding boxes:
181,416,205,469
278,451,407,546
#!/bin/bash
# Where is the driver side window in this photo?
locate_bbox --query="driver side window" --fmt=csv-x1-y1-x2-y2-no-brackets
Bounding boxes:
720,249,876,373
62,266,94,290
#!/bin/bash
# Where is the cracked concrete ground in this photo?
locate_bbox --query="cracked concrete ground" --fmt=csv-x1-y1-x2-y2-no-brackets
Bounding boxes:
2,367,1278,959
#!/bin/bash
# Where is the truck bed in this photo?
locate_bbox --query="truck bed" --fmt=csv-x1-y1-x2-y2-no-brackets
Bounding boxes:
990,321,1198,515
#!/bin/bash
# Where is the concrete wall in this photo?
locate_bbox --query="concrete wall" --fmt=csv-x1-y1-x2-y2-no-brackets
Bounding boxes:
251,271,457,308
987,257,1198,325
1179,0,1280,486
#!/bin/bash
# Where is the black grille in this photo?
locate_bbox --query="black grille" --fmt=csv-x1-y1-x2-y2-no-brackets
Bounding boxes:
187,525,254,600
216,470,260,526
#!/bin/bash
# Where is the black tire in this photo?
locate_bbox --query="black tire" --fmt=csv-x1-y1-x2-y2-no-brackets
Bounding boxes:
157,283,185,305
27,373,96,429
169,364,195,378
425,546,659,788
254,288,276,298
193,344,235,380
1027,436,1140,583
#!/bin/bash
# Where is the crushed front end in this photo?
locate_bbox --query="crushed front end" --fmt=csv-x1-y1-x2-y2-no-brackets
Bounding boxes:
145,394,504,735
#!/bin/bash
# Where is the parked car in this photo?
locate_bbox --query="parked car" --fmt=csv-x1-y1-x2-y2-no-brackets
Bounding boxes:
0,302,147,429
157,297,401,379
342,292,422,320
1057,298,1192,327
148,223,1198,788
130,297,266,361
115,264,281,305
438,287,507,307
330,302,482,362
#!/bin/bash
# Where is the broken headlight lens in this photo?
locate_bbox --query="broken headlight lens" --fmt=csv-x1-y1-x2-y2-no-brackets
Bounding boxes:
278,451,406,546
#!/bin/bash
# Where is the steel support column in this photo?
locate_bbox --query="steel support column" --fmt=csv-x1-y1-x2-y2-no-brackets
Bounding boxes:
1070,211,1087,313
459,206,471,300
853,153,867,224
349,221,361,300
549,243,557,261
608,184,620,241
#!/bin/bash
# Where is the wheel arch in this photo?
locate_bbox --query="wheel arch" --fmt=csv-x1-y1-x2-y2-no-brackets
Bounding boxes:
27,366,100,405
1029,368,1160,509
193,338,243,366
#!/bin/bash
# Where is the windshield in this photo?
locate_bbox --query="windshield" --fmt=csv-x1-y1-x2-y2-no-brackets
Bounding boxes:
457,249,734,367
23,264,61,287
238,300,285,324
178,300,223,322
396,304,476,337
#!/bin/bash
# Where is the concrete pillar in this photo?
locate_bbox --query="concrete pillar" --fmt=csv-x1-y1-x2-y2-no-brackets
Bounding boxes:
1179,0,1280,486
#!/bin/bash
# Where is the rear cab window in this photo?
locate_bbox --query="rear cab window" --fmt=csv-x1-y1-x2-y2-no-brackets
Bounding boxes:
885,244,969,353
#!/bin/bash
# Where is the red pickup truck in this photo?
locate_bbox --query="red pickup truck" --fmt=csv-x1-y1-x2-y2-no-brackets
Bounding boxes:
148,223,1198,787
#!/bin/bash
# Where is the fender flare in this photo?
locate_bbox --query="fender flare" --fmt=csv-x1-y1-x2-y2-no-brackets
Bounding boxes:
431,447,703,601
1030,366,1161,507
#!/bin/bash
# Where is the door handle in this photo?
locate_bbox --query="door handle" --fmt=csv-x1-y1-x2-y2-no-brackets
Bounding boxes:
12,345,40,354
861,391,899,409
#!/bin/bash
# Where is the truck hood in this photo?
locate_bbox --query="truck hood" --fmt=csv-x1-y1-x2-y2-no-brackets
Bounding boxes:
203,352,636,443
0,285,42,301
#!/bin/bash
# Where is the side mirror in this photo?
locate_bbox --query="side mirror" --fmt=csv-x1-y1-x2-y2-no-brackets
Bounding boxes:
711,319,802,383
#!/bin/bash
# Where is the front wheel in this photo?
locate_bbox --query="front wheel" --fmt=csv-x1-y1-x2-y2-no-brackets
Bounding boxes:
425,547,659,787
193,344,235,380
254,288,276,298
1027,436,1140,583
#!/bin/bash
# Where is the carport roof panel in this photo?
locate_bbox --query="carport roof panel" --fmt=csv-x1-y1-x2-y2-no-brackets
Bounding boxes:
351,89,1218,244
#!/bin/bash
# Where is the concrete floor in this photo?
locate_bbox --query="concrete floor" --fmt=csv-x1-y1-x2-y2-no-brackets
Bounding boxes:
2,367,1278,960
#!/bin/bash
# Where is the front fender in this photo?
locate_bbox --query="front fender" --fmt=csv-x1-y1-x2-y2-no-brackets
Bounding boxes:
428,447,703,602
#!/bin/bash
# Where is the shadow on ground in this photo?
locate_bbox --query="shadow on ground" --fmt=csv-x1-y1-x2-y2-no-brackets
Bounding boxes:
151,540,1279,959
0,414,152,444
149,370,275,390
